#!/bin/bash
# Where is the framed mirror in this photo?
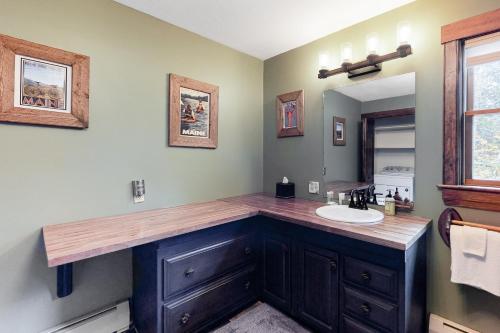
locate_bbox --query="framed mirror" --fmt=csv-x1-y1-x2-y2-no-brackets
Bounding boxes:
323,72,416,209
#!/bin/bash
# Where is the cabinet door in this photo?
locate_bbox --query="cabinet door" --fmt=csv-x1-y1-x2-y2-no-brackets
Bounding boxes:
296,243,339,333
261,233,291,313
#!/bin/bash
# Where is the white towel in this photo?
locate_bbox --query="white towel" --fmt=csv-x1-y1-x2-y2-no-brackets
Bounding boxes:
462,226,487,257
450,225,500,297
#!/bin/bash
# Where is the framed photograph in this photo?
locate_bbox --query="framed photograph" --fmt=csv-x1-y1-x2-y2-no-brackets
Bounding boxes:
276,90,304,137
169,74,218,148
0,34,89,128
333,116,346,146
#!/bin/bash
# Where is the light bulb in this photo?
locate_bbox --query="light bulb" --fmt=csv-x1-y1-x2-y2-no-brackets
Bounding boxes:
366,33,379,55
318,53,331,70
397,21,412,46
341,43,353,64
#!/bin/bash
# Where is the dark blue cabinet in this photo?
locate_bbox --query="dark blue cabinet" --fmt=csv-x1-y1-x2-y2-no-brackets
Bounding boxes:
133,216,426,333
261,232,292,313
295,243,339,333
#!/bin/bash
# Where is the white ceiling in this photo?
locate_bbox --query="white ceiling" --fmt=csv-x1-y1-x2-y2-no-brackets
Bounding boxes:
114,0,414,60
335,72,415,102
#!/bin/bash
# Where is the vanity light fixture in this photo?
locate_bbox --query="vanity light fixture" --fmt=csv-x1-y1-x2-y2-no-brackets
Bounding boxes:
318,23,412,79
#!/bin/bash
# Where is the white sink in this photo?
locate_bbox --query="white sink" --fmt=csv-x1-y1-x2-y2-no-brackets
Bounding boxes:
316,205,384,224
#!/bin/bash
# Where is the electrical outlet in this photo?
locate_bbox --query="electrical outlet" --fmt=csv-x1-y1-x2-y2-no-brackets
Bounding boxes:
308,181,320,194
133,194,145,204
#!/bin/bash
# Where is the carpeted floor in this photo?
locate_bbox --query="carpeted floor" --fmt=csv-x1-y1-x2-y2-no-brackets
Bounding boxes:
211,302,311,333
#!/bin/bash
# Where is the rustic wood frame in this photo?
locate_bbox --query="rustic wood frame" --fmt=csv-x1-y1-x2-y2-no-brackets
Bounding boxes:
361,108,415,183
333,116,346,146
276,90,304,138
169,74,218,149
438,8,500,211
0,34,89,128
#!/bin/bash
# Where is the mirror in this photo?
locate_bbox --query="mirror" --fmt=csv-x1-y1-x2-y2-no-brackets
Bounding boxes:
323,72,416,208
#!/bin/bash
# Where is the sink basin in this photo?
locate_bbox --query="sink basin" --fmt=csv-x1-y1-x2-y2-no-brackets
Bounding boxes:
316,205,384,224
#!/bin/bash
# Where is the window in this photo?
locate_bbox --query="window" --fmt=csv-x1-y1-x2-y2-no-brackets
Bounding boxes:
463,32,500,186
440,8,500,212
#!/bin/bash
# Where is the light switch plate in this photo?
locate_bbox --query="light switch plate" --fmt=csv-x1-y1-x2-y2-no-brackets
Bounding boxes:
309,181,320,194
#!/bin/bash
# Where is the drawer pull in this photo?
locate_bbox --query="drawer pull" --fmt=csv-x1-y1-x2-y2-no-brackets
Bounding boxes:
360,303,371,315
184,268,195,277
244,281,251,290
361,272,371,282
244,247,252,255
330,260,337,271
180,312,191,325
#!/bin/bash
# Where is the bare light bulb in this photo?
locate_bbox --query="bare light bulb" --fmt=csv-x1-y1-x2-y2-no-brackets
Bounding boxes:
318,53,331,70
341,43,353,64
397,21,412,46
366,33,379,55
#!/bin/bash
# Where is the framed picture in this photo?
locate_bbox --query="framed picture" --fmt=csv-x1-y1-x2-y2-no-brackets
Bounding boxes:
333,116,346,146
169,74,218,148
0,34,89,128
276,90,304,137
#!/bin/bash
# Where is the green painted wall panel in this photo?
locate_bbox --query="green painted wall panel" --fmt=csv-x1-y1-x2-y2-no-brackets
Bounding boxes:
0,1,263,332
263,0,500,331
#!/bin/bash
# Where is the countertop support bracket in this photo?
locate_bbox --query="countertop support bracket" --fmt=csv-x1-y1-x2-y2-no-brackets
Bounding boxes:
57,263,73,298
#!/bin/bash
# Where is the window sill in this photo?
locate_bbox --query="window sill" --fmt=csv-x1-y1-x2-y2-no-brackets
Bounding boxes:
437,184,500,212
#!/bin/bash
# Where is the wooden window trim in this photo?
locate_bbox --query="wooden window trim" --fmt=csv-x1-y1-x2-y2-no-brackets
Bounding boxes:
439,9,500,212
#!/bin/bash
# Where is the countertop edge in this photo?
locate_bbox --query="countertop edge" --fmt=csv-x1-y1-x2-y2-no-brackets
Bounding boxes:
43,193,432,267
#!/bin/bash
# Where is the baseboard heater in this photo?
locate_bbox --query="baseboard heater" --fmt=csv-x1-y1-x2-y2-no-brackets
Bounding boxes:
429,314,479,333
40,300,130,333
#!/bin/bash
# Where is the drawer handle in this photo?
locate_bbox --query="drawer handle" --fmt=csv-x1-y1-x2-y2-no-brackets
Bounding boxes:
244,247,252,255
360,303,371,315
180,312,191,325
330,260,337,271
244,281,251,290
361,272,371,282
184,268,195,277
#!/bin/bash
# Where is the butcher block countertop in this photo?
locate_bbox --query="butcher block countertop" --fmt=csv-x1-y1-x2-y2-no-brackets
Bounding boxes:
43,193,431,267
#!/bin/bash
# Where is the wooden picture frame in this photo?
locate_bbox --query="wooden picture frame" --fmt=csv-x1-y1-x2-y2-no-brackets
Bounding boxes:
169,74,218,149
0,34,89,128
276,90,304,137
333,116,346,146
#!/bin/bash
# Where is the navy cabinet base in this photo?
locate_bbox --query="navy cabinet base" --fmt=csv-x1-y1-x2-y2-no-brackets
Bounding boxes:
133,216,426,333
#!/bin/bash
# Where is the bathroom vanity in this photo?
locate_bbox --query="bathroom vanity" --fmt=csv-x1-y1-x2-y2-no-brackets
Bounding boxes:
42,193,430,333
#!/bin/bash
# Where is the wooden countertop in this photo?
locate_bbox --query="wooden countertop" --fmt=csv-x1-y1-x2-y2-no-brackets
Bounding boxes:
43,193,431,267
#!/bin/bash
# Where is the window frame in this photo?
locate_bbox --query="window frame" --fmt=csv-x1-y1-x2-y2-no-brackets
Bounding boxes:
463,32,500,187
439,8,500,212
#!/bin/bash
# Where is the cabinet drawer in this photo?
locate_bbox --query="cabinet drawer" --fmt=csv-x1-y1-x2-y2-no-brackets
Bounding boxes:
343,256,397,299
341,315,380,333
163,268,256,333
163,234,255,299
343,287,397,332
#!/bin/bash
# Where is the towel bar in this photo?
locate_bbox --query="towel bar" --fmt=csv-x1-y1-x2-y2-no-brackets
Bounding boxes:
438,208,500,247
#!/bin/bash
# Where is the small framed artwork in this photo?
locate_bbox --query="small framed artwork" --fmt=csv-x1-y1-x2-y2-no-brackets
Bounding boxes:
0,34,89,128
333,116,346,146
169,74,218,148
276,90,304,138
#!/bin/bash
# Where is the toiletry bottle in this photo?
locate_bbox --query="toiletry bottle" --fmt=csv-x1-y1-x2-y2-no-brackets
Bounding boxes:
326,191,336,205
385,191,396,216
394,187,402,201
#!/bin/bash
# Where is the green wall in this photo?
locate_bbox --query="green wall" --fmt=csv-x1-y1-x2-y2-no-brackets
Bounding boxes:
0,0,263,332
263,0,500,331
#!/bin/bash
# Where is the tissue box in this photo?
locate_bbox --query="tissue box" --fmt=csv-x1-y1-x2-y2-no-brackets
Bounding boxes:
276,182,295,199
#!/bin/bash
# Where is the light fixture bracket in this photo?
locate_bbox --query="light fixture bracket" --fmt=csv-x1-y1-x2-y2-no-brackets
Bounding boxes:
317,44,412,79
348,63,382,78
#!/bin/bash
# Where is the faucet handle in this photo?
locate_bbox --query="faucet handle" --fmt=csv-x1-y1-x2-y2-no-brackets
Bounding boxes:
371,193,383,205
